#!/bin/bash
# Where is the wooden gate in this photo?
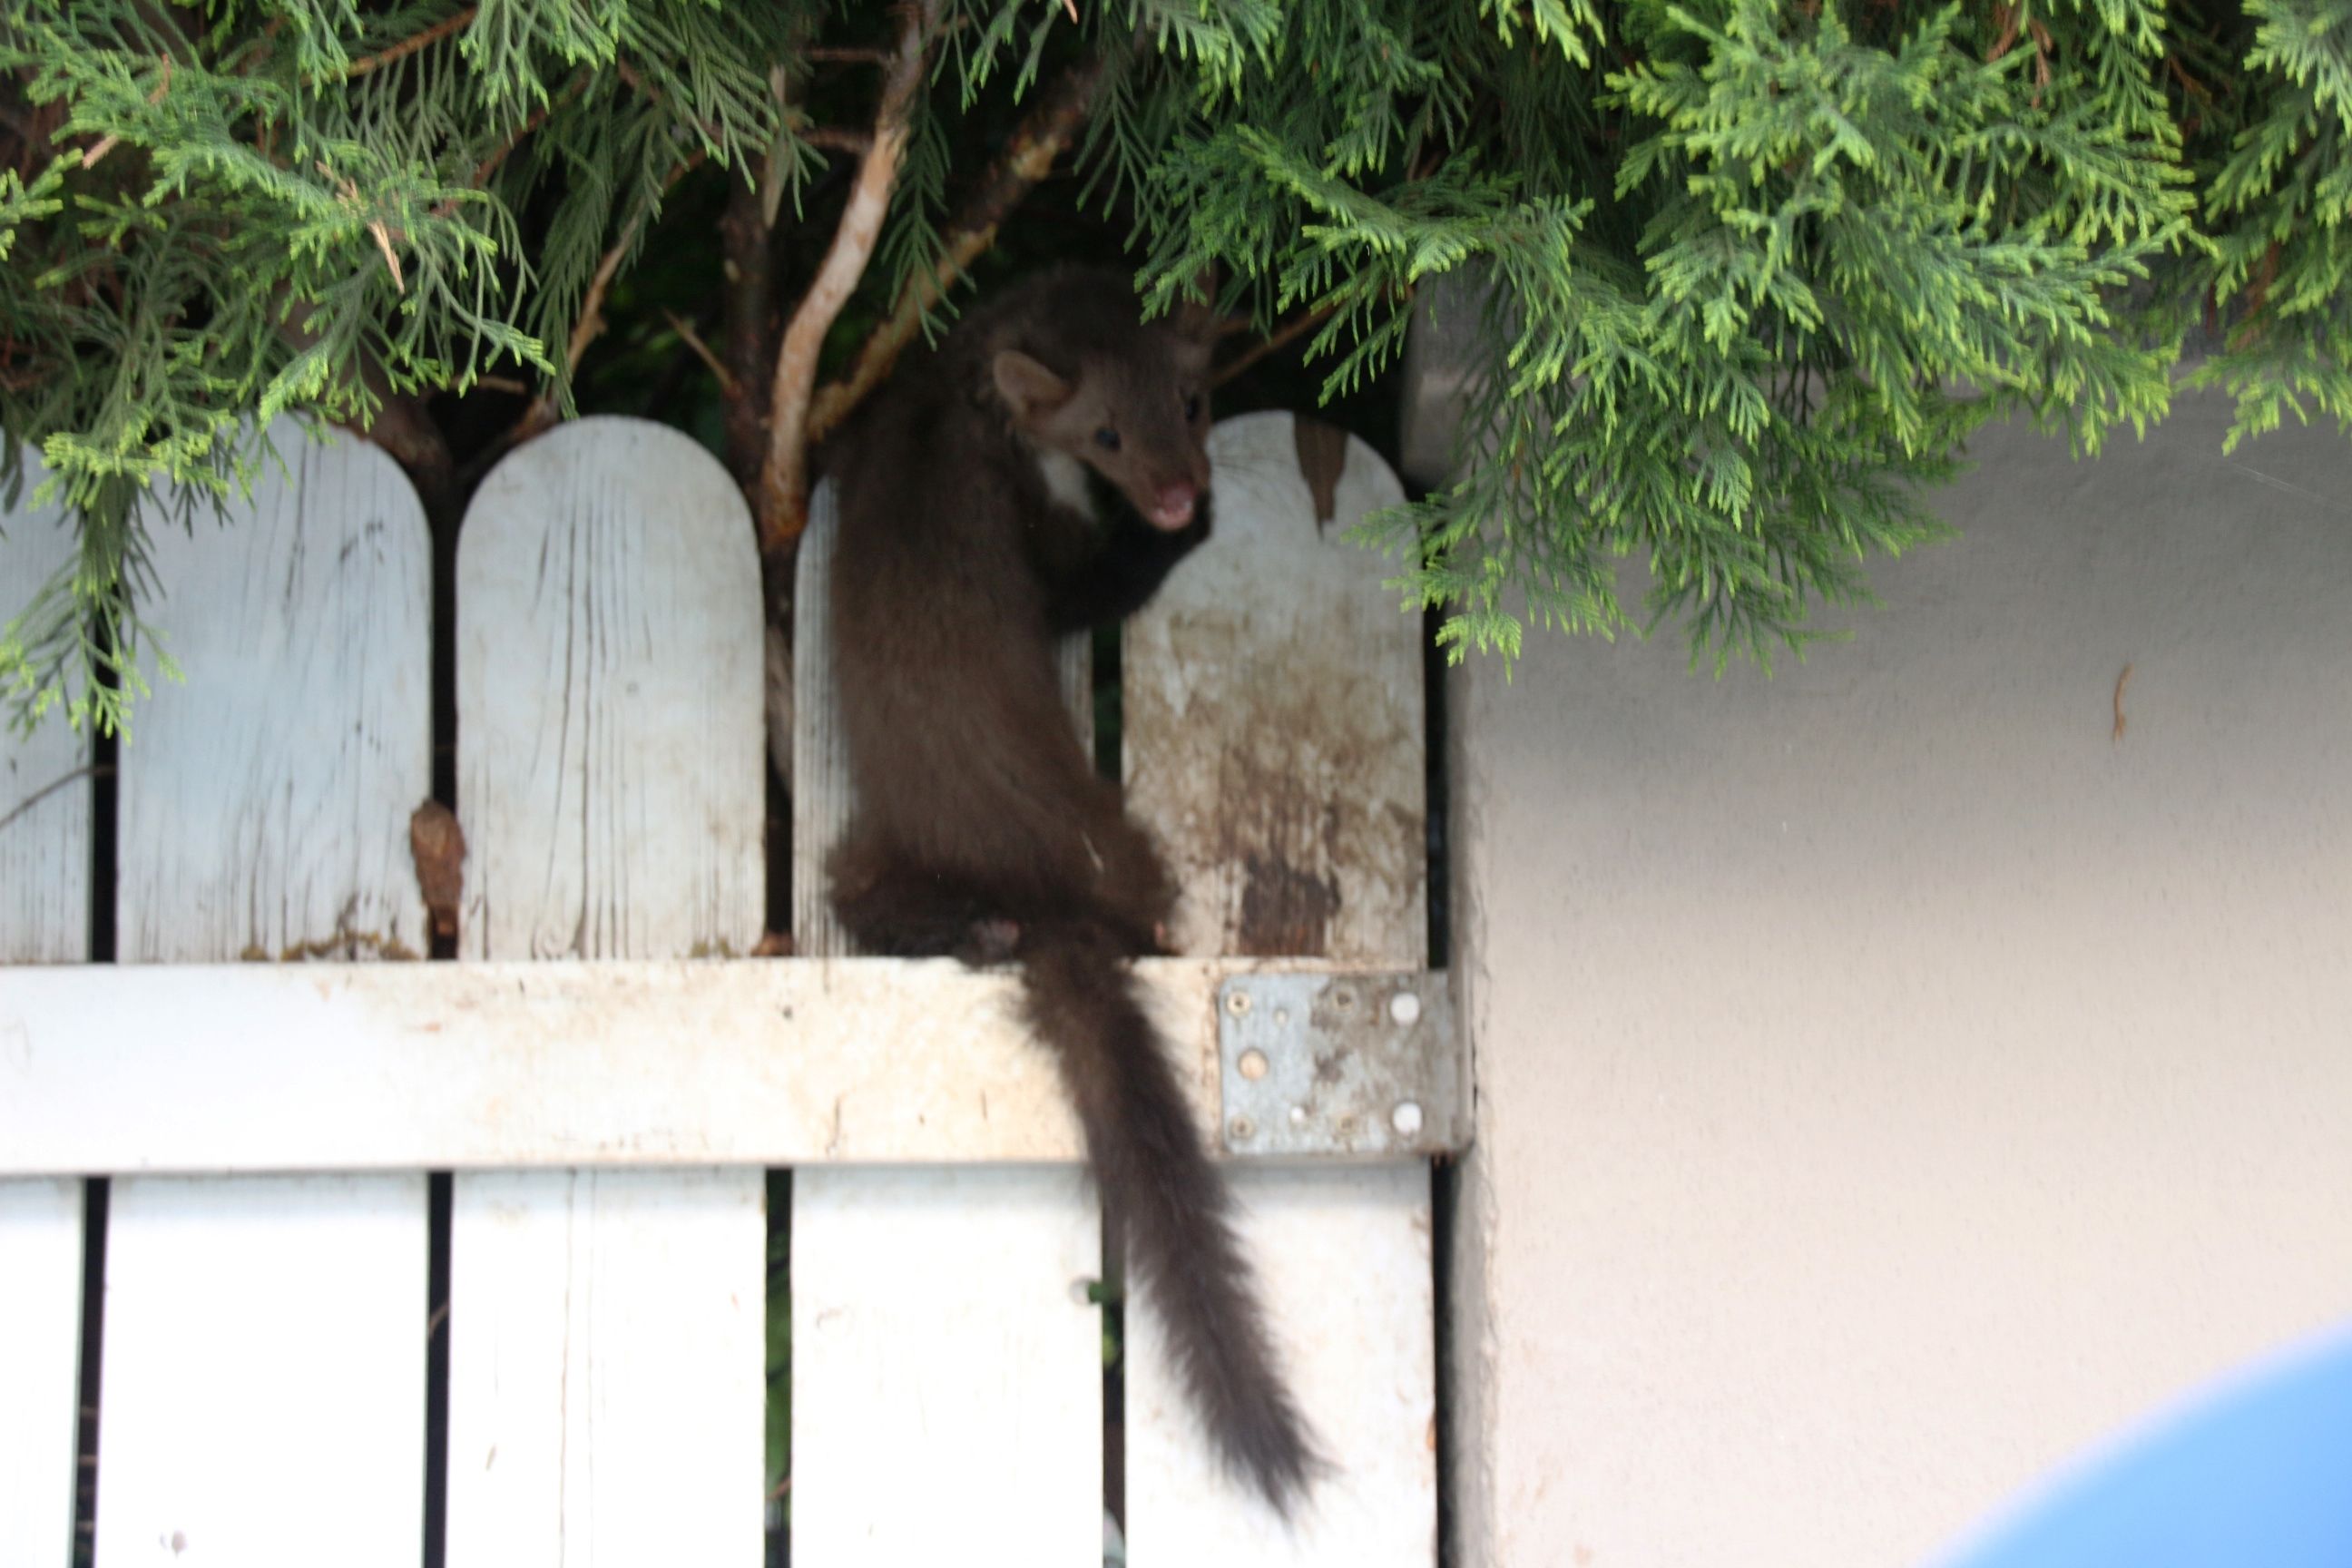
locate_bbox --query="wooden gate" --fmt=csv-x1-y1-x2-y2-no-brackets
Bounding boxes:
0,410,1455,1566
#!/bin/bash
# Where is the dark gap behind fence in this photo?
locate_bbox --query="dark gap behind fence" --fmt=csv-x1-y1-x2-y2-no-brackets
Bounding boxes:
423,1175,453,1568
1099,626,1128,1536
767,549,796,1567
1422,599,1459,1568
423,488,462,1568
764,1167,792,1568
73,667,121,1566
72,1172,107,1567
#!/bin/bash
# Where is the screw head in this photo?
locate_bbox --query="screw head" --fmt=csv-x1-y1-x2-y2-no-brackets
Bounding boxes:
1390,991,1423,1025
1392,1101,1425,1136
1227,1115,1257,1143
1226,989,1252,1015
1238,1047,1269,1081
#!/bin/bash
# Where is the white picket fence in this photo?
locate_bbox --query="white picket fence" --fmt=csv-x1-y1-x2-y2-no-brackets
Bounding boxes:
0,411,1446,1566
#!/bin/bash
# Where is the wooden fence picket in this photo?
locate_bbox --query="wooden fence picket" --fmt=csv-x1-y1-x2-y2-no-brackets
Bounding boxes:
446,416,766,1568
0,450,88,1568
0,462,90,966
789,481,1108,1566
98,420,435,1568
1122,413,1438,1564
0,1177,82,1568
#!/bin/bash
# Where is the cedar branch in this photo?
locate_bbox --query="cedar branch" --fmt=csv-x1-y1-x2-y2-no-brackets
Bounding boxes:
82,57,171,168
757,0,939,553
803,48,1111,448
346,6,477,78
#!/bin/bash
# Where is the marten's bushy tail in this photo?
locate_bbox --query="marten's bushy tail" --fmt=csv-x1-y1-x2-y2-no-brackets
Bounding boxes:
1018,920,1320,1511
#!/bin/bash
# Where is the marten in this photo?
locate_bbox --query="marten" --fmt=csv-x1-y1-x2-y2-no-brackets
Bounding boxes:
825,266,1320,1511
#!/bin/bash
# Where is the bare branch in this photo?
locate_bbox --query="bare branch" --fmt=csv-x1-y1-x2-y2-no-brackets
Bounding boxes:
664,309,739,399
805,127,876,155
0,765,108,837
758,0,940,554
804,48,1112,448
1211,301,1340,388
427,73,588,221
346,7,477,79
721,174,777,487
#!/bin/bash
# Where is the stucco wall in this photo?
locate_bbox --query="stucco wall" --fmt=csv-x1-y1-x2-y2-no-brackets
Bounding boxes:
1445,390,2352,1567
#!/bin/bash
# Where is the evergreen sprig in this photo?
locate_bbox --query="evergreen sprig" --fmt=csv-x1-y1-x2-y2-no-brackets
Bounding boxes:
4,0,2349,734
1112,0,2256,671
2,0,811,733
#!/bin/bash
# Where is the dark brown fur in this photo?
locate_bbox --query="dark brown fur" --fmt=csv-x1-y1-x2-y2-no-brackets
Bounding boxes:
826,267,1320,1509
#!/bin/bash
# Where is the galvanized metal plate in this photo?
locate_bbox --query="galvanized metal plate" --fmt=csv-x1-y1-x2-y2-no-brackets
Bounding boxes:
1217,972,1466,1157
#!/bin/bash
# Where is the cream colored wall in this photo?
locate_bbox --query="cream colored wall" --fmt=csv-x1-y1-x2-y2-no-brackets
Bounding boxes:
1445,390,2352,1567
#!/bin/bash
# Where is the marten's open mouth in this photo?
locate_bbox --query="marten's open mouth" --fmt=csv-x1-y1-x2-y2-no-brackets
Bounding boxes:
1147,486,1197,530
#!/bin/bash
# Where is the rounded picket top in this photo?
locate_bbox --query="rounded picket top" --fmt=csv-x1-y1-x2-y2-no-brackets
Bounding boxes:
119,416,433,964
457,415,764,961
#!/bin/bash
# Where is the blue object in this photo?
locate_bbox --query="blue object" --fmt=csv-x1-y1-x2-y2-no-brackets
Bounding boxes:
1936,1327,2352,1568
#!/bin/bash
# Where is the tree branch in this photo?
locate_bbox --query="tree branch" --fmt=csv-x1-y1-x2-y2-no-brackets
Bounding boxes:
346,6,477,79
0,764,109,836
757,0,939,554
493,152,706,456
804,47,1112,449
427,72,586,220
81,57,171,168
272,283,456,508
1211,300,1340,388
721,172,777,489
664,309,739,399
804,127,876,155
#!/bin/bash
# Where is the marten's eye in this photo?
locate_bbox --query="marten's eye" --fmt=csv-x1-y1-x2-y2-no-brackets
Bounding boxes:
1183,393,1202,422
1093,426,1121,452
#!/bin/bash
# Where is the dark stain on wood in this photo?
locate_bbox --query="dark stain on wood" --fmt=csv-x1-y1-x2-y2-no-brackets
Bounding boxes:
409,799,467,939
1291,416,1349,531
1237,849,1340,956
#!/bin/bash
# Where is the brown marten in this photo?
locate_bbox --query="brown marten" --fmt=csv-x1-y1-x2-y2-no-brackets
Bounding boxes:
825,266,1320,1510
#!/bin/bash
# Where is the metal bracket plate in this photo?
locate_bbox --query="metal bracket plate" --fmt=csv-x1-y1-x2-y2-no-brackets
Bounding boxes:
1216,971,1466,1157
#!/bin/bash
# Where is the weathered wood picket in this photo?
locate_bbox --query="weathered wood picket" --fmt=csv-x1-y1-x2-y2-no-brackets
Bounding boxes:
0,409,1449,1566
1,455,89,1568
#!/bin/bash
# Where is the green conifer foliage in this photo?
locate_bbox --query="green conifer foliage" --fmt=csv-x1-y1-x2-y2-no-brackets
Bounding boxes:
3,1,2347,731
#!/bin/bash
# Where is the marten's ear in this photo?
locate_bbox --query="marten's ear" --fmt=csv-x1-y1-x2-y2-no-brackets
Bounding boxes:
1165,297,1221,377
992,351,1072,422
1171,296,1222,343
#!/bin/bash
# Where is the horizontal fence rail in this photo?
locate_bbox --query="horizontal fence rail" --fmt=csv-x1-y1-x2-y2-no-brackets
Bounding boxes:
0,956,1465,1173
